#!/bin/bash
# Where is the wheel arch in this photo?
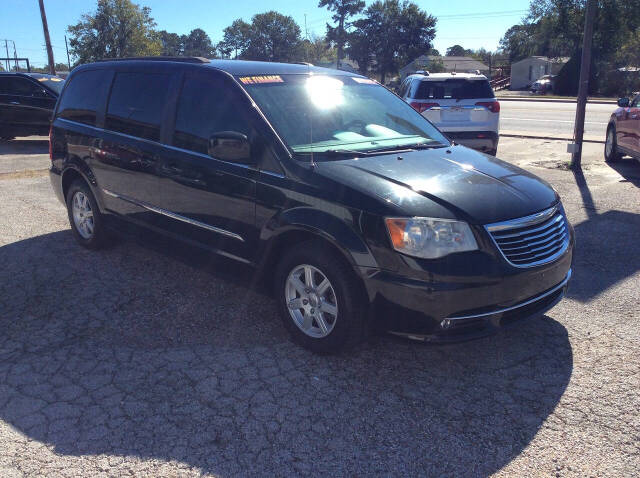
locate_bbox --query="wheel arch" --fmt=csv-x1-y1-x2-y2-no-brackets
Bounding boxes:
259,207,378,270
61,165,104,210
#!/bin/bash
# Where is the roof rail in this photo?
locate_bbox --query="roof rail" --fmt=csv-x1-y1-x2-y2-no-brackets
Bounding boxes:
96,56,210,64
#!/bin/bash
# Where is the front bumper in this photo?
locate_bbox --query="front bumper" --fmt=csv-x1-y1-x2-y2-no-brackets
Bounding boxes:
389,269,571,342
364,229,574,342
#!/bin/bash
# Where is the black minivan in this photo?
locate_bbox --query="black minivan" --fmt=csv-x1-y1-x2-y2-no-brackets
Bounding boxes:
0,72,64,139
49,57,573,352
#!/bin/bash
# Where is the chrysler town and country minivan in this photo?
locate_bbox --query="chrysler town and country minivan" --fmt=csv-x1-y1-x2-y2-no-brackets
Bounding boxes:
49,58,573,352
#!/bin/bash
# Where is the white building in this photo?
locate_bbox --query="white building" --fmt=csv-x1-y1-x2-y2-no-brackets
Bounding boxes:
510,56,569,90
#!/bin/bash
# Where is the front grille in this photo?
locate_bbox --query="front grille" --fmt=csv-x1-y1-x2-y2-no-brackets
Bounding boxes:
485,205,570,267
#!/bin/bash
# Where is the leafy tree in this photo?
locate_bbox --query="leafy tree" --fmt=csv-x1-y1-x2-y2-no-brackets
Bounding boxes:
182,28,216,57
445,45,470,57
428,57,446,73
319,0,365,67
224,12,303,62
301,35,336,65
618,29,640,68
217,19,251,59
498,0,640,93
67,0,161,63
346,29,373,74
352,0,436,83
34,62,70,73
498,24,533,62
159,30,183,56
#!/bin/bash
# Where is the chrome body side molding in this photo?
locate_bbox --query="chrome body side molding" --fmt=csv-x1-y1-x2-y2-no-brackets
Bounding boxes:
102,188,245,242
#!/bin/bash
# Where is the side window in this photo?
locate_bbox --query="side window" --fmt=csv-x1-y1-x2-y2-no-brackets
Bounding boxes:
106,71,169,142
2,77,41,96
0,77,11,95
173,75,250,155
57,70,111,126
632,95,640,108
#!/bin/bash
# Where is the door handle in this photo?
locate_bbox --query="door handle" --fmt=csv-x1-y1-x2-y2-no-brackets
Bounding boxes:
9,101,20,105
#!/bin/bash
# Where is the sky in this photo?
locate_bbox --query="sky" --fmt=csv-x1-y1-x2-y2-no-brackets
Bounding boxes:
1,0,532,68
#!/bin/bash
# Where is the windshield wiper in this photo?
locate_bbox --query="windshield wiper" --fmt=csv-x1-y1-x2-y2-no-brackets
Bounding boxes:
365,142,448,154
323,148,373,157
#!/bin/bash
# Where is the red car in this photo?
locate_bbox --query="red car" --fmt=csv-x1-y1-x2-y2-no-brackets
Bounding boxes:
605,93,640,162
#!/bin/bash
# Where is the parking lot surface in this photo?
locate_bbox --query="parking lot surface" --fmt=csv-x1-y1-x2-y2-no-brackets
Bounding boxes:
1,137,639,477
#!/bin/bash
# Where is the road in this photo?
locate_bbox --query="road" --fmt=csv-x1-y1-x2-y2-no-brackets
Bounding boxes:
500,100,614,141
1,138,639,477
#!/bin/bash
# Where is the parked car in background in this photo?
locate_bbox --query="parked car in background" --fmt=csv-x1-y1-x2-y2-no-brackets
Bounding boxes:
0,72,64,140
530,75,555,95
399,72,500,155
605,93,640,162
50,58,573,353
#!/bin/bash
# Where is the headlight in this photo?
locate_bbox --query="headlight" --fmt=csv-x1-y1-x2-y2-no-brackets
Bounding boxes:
385,217,478,259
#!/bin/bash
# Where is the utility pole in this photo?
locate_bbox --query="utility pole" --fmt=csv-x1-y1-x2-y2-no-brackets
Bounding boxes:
38,0,56,75
64,35,71,70
570,0,597,169
4,40,9,71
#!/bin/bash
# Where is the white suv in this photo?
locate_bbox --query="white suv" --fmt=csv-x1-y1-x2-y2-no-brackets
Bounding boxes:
399,72,500,155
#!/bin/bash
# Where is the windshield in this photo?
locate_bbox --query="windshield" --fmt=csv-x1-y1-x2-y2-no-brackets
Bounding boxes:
239,74,449,156
414,79,494,100
34,75,65,94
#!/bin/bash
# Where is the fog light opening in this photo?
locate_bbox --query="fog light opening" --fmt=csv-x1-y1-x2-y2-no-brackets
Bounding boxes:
440,319,452,329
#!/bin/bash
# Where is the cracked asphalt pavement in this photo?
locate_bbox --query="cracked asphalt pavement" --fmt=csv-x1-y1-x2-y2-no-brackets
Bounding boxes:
0,138,639,477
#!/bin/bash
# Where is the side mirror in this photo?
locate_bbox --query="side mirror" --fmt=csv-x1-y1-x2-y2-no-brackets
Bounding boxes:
618,97,630,107
208,131,252,163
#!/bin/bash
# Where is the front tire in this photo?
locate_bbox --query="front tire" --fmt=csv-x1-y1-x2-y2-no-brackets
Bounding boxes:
605,125,623,163
274,242,368,353
65,180,109,249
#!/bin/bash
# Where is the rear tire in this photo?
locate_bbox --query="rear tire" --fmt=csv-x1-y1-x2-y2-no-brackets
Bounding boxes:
65,179,109,249
604,125,623,163
274,241,368,353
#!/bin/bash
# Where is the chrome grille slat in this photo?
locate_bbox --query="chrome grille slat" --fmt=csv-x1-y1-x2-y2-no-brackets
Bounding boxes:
495,221,565,246
485,206,570,268
490,214,563,239
500,229,567,252
511,246,564,263
505,232,568,256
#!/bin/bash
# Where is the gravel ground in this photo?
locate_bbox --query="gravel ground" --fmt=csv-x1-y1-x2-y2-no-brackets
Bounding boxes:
0,137,638,477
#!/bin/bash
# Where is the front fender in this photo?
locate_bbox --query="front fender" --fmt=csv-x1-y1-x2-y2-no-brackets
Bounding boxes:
261,207,378,269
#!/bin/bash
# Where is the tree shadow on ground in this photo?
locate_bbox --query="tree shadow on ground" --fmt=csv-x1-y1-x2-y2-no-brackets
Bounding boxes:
0,230,573,476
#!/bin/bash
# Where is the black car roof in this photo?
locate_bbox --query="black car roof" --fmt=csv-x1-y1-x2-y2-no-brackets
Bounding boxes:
0,72,62,80
75,57,359,78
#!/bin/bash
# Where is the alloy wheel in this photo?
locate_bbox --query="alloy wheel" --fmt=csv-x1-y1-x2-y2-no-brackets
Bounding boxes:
72,191,94,239
605,129,614,157
285,264,338,338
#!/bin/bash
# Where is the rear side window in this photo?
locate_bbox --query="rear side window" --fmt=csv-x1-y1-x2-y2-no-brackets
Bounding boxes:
106,72,169,141
57,70,111,126
173,75,249,155
0,76,41,96
412,79,494,100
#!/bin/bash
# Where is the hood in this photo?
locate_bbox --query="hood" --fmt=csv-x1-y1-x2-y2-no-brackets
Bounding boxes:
314,145,558,224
